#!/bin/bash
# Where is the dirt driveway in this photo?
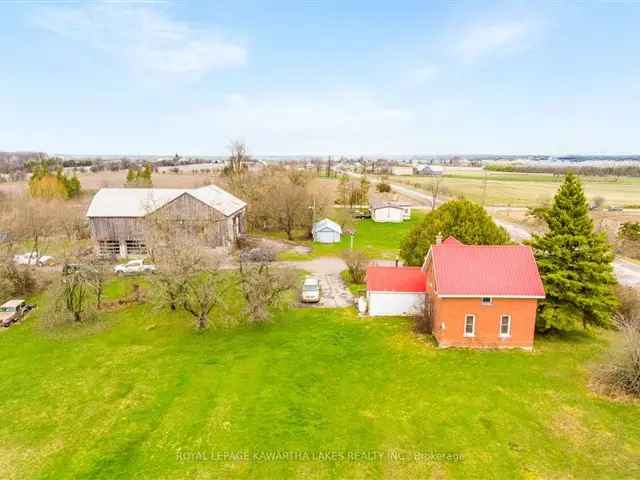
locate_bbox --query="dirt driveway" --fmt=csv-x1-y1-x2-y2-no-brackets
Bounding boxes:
278,257,354,308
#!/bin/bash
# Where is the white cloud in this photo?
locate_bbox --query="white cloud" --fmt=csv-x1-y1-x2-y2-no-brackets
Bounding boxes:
32,4,246,76
455,21,531,61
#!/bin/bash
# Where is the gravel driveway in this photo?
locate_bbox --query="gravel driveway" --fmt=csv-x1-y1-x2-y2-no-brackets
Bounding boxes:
278,257,354,307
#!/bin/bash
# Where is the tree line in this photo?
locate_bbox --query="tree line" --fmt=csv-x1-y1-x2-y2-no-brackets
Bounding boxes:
485,163,640,177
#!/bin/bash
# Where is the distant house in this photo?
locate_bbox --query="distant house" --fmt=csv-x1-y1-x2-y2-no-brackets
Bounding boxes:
391,166,414,176
370,201,411,223
312,218,342,244
86,185,246,257
366,266,426,316
415,165,444,176
423,236,544,350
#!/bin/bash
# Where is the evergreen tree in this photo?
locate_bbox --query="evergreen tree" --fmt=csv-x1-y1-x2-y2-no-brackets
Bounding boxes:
400,199,510,265
530,173,617,330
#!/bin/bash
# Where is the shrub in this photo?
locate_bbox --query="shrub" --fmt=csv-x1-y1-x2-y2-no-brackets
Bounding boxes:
0,260,37,301
239,247,276,263
376,182,391,193
615,285,640,329
414,295,434,334
341,250,369,284
592,326,640,398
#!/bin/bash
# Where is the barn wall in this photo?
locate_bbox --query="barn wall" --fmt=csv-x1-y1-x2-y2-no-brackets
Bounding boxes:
89,217,145,241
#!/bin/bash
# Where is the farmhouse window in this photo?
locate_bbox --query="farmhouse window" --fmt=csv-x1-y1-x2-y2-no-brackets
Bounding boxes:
464,314,475,337
482,297,492,305
500,315,511,337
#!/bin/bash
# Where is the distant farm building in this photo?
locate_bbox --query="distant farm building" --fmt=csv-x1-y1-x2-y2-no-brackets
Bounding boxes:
415,165,444,176
86,185,246,257
391,166,414,176
370,201,411,223
312,218,342,244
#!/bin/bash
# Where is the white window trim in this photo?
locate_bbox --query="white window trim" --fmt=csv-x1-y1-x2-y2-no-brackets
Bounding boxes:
464,314,476,337
481,297,492,305
499,314,512,338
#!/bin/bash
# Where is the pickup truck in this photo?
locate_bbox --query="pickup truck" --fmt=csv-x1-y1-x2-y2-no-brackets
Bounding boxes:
113,259,156,275
0,299,34,327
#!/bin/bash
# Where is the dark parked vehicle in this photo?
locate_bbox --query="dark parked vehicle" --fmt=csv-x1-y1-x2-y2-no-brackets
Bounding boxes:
352,210,371,219
0,300,35,327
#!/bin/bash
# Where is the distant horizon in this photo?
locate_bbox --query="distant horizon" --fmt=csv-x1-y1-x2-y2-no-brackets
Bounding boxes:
4,150,640,160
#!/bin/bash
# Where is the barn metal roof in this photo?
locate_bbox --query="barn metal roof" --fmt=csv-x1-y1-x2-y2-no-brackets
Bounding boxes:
86,185,246,218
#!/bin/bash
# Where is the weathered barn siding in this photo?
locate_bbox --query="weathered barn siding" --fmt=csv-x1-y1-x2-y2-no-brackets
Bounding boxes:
151,193,232,247
89,217,145,241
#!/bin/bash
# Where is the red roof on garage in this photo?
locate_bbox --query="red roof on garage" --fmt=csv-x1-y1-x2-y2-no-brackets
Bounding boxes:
427,237,545,298
366,266,426,292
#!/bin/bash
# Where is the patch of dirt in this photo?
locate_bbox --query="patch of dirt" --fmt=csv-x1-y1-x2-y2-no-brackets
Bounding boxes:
551,406,589,446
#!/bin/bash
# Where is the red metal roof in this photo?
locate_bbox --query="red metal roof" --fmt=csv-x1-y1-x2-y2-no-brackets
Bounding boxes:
428,238,545,298
442,236,463,246
366,266,426,293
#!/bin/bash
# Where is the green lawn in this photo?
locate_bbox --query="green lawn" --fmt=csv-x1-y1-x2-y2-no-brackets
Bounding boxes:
1,278,639,479
278,212,425,260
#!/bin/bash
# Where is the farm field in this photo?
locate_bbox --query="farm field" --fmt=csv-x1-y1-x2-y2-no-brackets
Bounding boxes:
392,169,640,207
0,170,213,195
1,276,639,479
277,211,425,260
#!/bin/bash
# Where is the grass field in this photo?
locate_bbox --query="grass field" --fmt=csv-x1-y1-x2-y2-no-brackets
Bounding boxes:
394,170,640,207
278,212,425,261
1,276,639,479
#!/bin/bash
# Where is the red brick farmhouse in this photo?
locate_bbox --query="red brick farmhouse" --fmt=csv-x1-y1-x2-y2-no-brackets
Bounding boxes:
366,236,545,350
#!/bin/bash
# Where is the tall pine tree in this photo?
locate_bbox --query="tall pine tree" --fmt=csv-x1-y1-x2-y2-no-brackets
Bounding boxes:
530,173,617,330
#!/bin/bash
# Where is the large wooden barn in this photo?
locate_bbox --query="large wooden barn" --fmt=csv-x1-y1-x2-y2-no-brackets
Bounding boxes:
86,185,247,257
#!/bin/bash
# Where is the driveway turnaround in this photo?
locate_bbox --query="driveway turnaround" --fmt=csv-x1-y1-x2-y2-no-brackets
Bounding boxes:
279,257,354,307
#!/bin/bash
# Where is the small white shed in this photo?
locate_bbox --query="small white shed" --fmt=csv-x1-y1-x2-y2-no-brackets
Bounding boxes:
312,218,342,244
370,201,411,223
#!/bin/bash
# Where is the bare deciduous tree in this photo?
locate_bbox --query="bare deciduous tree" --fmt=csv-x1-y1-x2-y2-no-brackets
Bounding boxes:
145,211,226,330
3,195,59,257
226,140,250,176
341,250,369,284
238,258,297,323
182,268,225,330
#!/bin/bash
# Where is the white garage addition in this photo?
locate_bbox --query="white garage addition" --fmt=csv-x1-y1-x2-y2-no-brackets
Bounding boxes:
366,266,426,316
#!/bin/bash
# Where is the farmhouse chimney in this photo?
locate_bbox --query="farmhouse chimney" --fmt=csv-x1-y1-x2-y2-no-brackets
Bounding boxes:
436,233,443,245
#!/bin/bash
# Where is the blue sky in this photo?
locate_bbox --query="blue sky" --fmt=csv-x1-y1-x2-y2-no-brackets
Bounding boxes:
1,1,639,156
